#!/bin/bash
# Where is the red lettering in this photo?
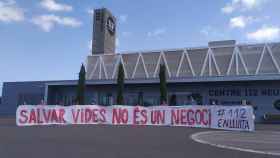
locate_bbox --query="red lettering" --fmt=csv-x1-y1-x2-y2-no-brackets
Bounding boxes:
151,110,165,124
36,108,43,124
59,109,66,123
140,109,147,124
43,109,52,123
133,107,140,125
112,108,128,124
19,110,28,124
72,109,80,123
171,109,180,125
194,109,202,125
187,109,195,125
85,108,92,123
99,109,106,123
180,109,187,125
92,109,98,122
201,109,210,126
51,109,59,123
208,109,211,126
29,109,36,124
81,109,84,123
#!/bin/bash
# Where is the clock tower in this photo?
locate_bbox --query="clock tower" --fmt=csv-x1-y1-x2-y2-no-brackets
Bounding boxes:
92,8,116,54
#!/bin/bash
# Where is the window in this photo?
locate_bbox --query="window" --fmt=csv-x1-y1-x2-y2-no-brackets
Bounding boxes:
98,93,113,106
273,100,280,111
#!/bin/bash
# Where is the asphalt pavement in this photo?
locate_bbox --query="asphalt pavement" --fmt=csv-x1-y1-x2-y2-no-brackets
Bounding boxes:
0,121,279,158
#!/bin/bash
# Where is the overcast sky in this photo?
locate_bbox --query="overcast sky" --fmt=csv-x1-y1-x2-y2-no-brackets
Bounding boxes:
0,0,280,95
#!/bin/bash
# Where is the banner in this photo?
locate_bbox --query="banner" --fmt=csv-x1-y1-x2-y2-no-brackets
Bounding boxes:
16,105,255,131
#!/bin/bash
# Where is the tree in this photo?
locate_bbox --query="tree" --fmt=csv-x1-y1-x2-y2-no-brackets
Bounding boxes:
159,64,168,104
76,64,86,105
116,63,125,105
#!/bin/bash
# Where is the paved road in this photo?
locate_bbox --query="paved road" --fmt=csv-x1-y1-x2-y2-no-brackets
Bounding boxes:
191,130,280,156
0,124,279,158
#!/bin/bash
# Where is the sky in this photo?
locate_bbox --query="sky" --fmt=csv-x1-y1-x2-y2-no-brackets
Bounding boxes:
0,0,280,96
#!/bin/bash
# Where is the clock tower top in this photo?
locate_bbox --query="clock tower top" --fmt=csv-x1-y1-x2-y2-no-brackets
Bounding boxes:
92,8,116,54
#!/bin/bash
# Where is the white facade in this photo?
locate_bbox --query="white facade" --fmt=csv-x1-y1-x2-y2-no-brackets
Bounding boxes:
86,42,280,80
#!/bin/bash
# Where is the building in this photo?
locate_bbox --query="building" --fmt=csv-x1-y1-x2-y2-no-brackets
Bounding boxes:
1,8,280,122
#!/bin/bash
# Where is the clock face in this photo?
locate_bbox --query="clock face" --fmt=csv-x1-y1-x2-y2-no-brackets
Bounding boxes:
106,17,115,35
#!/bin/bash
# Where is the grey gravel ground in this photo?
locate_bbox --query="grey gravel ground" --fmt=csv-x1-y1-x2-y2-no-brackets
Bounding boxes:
0,119,279,158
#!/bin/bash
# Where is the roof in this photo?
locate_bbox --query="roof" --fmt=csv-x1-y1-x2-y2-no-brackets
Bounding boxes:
86,41,280,82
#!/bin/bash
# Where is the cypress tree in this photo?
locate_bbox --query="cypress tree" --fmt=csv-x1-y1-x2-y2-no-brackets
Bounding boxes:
159,64,168,104
116,63,125,105
76,64,86,105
